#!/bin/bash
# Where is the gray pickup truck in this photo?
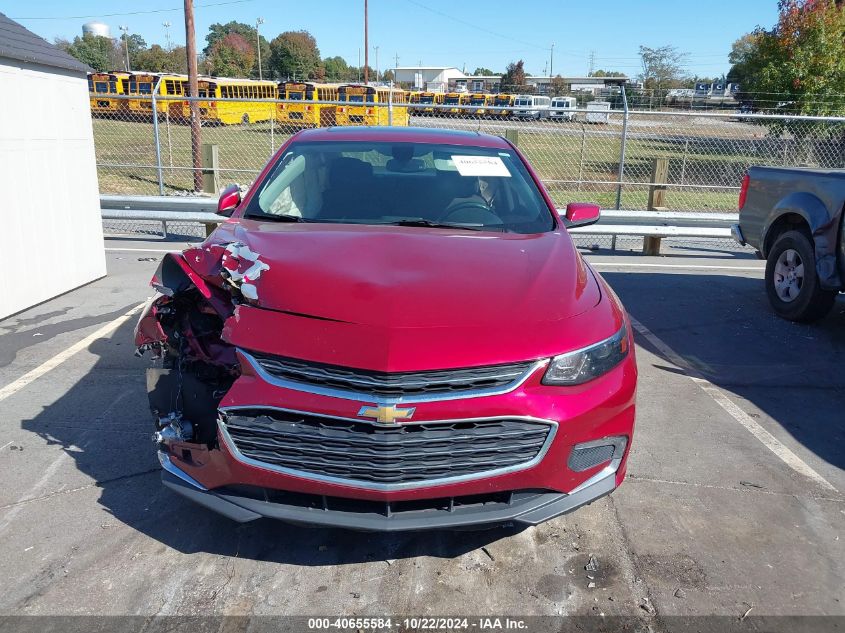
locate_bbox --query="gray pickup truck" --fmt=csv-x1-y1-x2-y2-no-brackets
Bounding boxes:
733,166,844,322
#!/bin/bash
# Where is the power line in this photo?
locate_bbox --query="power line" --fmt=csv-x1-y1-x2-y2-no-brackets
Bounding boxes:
403,0,548,52
12,0,255,21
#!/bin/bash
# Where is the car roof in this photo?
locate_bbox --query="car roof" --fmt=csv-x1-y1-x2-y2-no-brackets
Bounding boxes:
292,126,512,149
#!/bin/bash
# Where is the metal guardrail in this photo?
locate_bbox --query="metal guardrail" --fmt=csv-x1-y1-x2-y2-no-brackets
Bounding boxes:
100,195,737,250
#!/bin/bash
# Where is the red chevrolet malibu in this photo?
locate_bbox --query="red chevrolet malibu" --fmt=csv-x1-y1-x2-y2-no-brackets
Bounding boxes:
135,127,637,530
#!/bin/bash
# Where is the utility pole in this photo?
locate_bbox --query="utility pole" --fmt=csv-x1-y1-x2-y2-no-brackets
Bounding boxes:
358,48,361,82
363,0,369,84
119,25,130,71
550,42,555,77
255,17,264,80
162,22,172,51
394,52,399,73
184,0,202,191
588,50,595,76
374,45,379,83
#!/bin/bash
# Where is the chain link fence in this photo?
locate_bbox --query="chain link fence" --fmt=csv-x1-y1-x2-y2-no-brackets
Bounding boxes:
93,93,845,250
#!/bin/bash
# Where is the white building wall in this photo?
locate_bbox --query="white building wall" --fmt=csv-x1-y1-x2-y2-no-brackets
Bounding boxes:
0,59,106,319
394,67,466,89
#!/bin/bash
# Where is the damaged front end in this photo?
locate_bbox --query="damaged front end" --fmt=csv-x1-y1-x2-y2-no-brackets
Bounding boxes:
135,242,270,452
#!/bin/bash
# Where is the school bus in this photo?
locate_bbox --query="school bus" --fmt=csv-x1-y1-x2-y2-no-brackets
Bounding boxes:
442,92,469,116
197,78,278,125
124,73,188,119
467,93,493,117
336,84,409,126
492,93,516,118
87,72,127,116
416,91,444,116
277,82,342,128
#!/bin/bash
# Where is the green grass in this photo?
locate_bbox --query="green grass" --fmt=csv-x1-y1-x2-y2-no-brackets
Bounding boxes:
94,116,293,194
92,115,764,210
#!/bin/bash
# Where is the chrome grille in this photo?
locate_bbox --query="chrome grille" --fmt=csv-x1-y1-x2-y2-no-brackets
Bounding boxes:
248,352,535,398
222,410,553,488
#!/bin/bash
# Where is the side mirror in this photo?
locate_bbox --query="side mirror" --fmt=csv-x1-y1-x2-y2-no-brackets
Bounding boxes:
217,184,241,217
561,202,601,228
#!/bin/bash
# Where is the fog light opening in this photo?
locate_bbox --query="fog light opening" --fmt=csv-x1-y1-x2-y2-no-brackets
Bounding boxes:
567,436,628,495
568,436,628,472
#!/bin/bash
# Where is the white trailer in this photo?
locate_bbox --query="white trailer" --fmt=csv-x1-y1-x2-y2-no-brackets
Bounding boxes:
585,100,611,124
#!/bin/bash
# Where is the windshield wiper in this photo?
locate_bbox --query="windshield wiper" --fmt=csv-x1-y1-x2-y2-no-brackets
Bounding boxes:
245,213,306,223
388,219,487,231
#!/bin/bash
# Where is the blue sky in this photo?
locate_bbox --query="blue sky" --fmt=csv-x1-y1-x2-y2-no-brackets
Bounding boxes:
5,0,779,78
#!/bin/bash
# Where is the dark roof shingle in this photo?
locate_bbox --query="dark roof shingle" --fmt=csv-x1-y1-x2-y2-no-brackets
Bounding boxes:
0,12,91,74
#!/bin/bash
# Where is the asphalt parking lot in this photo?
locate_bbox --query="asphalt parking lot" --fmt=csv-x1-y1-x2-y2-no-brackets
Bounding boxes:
0,237,843,630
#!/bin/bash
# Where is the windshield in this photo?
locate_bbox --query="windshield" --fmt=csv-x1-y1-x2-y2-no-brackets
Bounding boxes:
245,141,555,234
515,98,530,106
470,98,486,105
286,91,304,100
420,95,435,103
445,96,461,105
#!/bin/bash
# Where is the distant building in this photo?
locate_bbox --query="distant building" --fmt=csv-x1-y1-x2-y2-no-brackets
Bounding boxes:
526,75,629,95
395,66,630,95
464,75,501,93
393,66,465,91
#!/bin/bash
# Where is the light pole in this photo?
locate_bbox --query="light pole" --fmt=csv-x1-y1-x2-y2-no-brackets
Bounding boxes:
255,17,264,80
550,42,555,77
119,25,130,71
374,45,379,83
162,21,172,51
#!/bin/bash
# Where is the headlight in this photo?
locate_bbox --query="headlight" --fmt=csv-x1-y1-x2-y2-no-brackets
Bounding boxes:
542,324,629,385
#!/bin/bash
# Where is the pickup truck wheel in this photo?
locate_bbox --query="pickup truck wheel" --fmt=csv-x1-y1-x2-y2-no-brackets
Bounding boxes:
765,230,836,322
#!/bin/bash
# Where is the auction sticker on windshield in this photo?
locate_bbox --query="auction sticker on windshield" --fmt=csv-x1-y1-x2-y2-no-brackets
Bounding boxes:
451,155,511,177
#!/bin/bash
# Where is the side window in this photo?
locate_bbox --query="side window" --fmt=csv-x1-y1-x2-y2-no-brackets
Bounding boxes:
257,153,325,218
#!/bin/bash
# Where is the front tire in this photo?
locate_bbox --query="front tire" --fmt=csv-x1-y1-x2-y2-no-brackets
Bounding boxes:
765,230,836,322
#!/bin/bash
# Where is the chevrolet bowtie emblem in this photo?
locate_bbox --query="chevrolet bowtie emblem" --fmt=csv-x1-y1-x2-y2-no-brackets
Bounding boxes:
357,404,416,425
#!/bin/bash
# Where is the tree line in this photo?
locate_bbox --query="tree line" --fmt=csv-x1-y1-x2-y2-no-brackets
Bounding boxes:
57,20,382,82
727,0,845,115
60,0,845,116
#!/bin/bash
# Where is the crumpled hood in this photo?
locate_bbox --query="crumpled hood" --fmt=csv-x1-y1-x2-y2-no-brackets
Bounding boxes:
191,220,610,371
212,220,599,329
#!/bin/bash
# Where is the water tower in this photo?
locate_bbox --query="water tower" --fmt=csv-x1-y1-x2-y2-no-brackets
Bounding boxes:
82,21,111,38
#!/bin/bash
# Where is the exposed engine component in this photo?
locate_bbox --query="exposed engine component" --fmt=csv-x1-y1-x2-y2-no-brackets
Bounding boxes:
135,247,256,448
153,413,194,444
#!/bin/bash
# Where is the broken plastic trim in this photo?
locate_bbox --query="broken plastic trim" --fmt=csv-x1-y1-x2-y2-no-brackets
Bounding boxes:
219,242,270,302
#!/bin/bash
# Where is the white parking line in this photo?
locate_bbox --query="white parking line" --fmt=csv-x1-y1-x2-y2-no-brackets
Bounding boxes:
106,247,179,253
0,303,145,403
629,315,837,492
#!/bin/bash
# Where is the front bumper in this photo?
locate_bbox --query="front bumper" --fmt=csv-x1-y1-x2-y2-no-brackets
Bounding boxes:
160,451,618,531
155,317,637,530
